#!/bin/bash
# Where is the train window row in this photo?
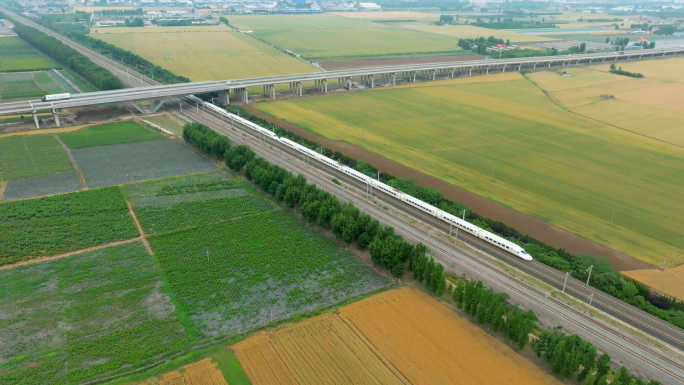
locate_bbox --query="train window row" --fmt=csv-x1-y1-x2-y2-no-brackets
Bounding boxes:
375,184,398,196
406,199,433,212
484,235,512,250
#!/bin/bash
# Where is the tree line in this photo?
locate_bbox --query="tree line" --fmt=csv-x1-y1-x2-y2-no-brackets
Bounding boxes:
2,15,123,90
34,17,189,84
183,121,444,295
186,119,663,385
455,279,661,385
609,64,644,78
182,122,231,159
221,105,684,331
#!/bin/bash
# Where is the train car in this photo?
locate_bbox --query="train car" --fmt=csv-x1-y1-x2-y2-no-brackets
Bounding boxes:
315,154,343,171
340,165,370,182
436,211,479,236
401,194,439,216
478,229,532,261
279,137,302,151
370,179,403,199
42,93,70,102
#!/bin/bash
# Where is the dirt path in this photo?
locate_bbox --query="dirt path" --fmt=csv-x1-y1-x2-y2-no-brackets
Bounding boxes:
127,201,153,255
0,238,140,271
0,181,7,200
55,136,88,188
320,54,485,70
240,104,652,272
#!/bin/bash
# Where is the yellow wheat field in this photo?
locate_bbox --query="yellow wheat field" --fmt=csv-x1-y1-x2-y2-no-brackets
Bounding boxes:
339,288,562,385
159,358,228,385
623,265,684,302
235,289,560,385
234,313,407,385
91,29,317,80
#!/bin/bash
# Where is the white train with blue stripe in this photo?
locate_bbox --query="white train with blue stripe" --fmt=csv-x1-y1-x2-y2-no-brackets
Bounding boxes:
198,99,533,261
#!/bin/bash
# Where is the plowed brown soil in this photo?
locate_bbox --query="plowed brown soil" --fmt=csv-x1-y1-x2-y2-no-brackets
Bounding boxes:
240,103,650,272
159,358,228,385
339,288,562,385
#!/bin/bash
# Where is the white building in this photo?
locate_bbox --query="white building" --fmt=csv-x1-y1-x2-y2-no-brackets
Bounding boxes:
359,2,381,10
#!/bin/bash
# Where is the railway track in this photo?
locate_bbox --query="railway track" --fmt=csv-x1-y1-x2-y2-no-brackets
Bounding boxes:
7,8,682,381
178,104,684,384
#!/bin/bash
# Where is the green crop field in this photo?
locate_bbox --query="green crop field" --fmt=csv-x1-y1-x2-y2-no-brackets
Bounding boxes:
255,75,684,267
0,134,73,181
0,72,67,100
0,186,139,265
0,36,58,72
91,27,317,81
150,209,388,337
72,139,216,187
125,172,274,234
0,144,388,382
3,171,82,201
59,120,164,149
254,26,467,62
0,242,190,384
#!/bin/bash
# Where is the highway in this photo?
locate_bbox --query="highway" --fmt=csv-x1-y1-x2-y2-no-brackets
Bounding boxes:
5,7,684,382
1,6,683,115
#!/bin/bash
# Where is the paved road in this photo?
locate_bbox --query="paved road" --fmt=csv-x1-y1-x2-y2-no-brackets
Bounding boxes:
7,7,683,382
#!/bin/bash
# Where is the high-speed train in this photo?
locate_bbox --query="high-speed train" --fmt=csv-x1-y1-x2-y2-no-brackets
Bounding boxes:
192,97,533,261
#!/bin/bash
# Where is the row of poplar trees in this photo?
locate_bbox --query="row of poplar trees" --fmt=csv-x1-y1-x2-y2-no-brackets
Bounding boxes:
454,279,661,385
187,122,660,385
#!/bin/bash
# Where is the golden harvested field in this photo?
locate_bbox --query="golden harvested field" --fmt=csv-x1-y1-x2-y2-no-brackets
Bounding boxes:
91,29,317,80
594,57,684,83
159,358,228,385
623,266,684,302
412,25,555,43
233,334,298,385
339,288,561,385
528,59,684,148
235,289,558,385
234,313,407,385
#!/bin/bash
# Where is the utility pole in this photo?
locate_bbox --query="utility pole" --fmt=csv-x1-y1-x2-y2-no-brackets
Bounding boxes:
586,265,593,285
610,209,616,226
562,271,569,293
588,292,594,307
179,102,182,113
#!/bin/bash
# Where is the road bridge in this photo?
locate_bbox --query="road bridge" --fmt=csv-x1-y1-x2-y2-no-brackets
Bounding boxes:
1,45,682,125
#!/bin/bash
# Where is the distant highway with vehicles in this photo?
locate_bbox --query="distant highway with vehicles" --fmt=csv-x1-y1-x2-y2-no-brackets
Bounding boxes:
0,6,682,116
3,7,683,383
1,45,683,116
